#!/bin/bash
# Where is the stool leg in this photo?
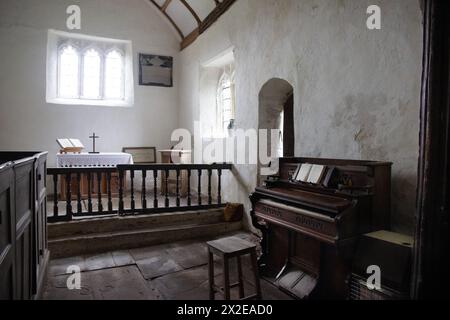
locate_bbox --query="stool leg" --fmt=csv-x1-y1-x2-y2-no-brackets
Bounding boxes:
237,256,245,299
223,256,231,300
209,250,215,300
250,250,262,300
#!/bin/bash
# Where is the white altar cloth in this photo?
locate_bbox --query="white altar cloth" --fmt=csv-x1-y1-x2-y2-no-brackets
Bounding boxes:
56,153,134,168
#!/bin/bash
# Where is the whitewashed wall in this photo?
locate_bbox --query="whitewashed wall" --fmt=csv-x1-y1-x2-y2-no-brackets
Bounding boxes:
0,0,423,234
178,0,423,235
0,0,180,166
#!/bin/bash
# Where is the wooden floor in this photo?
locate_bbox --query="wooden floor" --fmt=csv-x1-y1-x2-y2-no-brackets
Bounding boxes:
42,232,292,300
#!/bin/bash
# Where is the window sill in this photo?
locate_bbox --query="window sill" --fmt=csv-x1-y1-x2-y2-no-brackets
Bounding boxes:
47,98,133,108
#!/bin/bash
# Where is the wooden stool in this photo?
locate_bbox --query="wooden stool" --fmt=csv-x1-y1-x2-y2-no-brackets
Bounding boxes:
207,236,262,300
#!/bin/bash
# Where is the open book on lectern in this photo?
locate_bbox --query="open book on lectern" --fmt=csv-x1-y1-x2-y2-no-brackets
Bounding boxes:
57,138,85,153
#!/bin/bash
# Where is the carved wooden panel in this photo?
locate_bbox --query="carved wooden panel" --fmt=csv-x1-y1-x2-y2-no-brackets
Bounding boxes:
0,166,15,300
254,202,338,242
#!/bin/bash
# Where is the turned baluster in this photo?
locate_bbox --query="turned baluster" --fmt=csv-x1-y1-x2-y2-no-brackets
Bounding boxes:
165,169,169,208
208,169,212,205
87,172,93,214
153,170,158,209
187,170,192,206
76,173,82,214
118,170,124,215
65,173,72,220
107,171,113,212
142,170,147,210
130,170,135,212
176,169,180,207
198,169,202,206
218,168,222,205
97,172,103,213
53,174,58,218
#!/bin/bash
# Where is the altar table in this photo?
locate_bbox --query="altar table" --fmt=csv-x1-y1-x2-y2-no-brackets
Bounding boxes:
56,152,134,168
56,153,133,201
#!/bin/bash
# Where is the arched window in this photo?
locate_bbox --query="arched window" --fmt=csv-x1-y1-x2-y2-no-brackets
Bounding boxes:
217,69,235,135
82,48,101,99
58,45,80,98
104,50,124,100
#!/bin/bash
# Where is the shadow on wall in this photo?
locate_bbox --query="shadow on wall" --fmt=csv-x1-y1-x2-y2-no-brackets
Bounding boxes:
231,165,258,233
231,165,253,195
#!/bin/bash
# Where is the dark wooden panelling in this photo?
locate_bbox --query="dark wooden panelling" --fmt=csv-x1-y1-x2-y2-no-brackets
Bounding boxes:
15,228,32,300
33,154,48,297
0,152,48,300
0,188,11,256
0,165,15,300
0,267,13,300
13,159,34,300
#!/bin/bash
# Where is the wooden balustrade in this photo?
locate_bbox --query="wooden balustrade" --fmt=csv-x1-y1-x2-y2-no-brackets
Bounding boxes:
47,163,232,223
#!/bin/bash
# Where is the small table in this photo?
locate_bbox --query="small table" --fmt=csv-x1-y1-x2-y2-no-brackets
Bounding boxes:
56,153,133,200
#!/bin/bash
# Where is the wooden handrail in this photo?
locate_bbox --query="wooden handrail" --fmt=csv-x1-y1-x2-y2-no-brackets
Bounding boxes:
117,163,232,171
47,167,117,174
47,163,233,223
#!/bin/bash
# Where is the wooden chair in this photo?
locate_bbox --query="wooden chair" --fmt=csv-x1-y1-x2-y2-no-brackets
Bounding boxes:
207,236,262,300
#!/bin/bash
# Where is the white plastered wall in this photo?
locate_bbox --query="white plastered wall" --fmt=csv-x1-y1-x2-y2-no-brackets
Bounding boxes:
177,0,423,235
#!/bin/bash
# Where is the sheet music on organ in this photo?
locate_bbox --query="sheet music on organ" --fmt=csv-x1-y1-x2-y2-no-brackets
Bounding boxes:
307,164,327,184
295,163,312,182
294,163,327,184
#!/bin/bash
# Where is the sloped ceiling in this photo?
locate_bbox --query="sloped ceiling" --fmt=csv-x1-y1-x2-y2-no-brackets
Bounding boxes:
149,0,236,50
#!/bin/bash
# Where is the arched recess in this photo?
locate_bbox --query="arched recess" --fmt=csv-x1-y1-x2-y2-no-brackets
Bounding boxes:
258,78,294,185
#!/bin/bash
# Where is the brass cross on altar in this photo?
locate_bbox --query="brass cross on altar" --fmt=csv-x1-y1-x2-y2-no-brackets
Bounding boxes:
89,132,100,154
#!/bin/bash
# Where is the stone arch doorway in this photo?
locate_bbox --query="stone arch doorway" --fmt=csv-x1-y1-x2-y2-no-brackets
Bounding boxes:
258,78,294,185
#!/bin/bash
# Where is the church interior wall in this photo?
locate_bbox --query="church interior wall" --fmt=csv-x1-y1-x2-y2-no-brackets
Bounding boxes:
178,0,423,235
0,0,181,167
0,0,423,235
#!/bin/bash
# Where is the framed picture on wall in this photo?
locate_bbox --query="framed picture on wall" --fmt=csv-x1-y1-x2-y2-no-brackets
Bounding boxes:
138,54,173,87
122,147,157,164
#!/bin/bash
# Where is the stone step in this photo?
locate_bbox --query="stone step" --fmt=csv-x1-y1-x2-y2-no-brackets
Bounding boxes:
48,208,227,239
48,221,242,259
